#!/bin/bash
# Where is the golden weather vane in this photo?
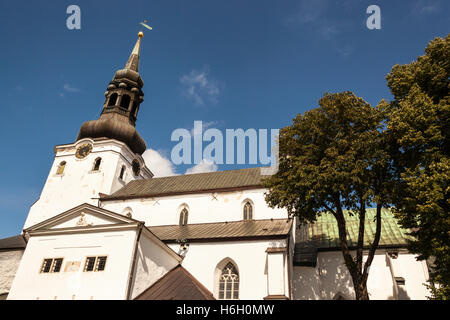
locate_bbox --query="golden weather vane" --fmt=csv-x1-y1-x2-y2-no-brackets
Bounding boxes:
139,19,153,32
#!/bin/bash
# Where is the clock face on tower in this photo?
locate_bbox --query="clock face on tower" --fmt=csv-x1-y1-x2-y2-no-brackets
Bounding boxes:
75,143,93,159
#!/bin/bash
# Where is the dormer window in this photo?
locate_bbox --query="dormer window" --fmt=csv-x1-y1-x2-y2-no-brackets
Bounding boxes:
92,158,102,171
56,161,66,175
179,208,188,226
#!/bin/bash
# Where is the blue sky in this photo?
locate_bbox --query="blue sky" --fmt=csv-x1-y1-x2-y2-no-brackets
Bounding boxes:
0,0,448,238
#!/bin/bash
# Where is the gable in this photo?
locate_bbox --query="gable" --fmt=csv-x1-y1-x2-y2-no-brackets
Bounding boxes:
25,203,137,232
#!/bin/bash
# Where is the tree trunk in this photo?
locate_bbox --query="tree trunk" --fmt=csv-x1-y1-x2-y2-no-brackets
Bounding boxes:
354,278,370,300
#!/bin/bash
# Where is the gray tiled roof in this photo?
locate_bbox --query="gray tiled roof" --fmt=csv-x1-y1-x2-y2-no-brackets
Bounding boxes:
102,167,268,200
0,235,26,250
149,218,292,242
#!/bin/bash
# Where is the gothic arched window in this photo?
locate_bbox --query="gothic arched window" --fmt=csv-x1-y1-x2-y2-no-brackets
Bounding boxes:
92,158,102,171
120,94,131,109
56,161,66,175
218,262,239,300
179,208,188,226
243,201,253,221
108,93,118,106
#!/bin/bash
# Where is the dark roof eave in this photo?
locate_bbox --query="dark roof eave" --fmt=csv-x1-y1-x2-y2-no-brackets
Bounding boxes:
101,184,265,201
161,234,289,243
315,243,409,252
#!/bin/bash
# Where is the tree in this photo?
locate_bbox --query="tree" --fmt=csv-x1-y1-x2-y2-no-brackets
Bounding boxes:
264,91,392,300
385,35,450,299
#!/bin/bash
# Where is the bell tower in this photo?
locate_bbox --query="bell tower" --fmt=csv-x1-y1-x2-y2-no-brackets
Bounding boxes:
77,32,147,155
23,32,153,229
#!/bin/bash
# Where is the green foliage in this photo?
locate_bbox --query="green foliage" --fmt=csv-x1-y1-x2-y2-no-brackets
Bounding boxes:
264,91,392,299
264,91,389,221
386,35,450,299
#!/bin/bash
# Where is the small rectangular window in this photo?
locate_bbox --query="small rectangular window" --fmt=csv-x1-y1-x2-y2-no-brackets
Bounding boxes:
84,256,107,272
84,257,96,272
52,258,63,272
96,256,107,271
40,258,64,273
41,259,53,273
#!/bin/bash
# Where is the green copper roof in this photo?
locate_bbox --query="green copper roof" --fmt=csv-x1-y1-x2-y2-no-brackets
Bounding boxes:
296,208,410,250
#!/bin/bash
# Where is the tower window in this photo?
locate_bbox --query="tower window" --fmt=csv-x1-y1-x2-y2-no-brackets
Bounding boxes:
179,208,188,226
131,101,138,117
92,158,102,171
243,201,253,221
132,159,141,176
108,93,118,106
218,262,239,300
120,94,131,109
56,161,66,175
119,165,126,180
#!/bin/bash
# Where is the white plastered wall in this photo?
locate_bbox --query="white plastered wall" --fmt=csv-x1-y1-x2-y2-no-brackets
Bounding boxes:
101,189,288,227
24,138,151,229
129,231,180,299
292,250,430,300
7,229,137,300
167,239,289,300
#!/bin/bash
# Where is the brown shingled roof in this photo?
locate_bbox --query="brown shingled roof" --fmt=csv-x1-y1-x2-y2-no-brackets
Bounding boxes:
149,218,292,243
134,265,215,300
102,167,268,200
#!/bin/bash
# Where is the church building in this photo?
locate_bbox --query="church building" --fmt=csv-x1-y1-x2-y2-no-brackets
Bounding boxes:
0,33,431,300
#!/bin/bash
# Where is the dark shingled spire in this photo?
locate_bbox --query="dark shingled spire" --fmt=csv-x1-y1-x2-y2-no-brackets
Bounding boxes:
76,32,147,155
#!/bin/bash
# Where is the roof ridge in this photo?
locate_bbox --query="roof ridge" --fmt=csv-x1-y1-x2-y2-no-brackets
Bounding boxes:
142,166,266,181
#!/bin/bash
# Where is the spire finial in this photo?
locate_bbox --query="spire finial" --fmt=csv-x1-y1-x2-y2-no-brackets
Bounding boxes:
125,33,143,71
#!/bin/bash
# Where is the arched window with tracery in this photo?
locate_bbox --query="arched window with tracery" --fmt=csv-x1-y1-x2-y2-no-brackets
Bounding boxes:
179,208,188,226
243,201,253,220
218,262,239,300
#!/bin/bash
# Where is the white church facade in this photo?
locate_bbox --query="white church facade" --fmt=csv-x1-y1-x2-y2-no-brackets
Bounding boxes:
0,33,431,300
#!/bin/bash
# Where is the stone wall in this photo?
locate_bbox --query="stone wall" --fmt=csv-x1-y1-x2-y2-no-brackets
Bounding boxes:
0,249,24,297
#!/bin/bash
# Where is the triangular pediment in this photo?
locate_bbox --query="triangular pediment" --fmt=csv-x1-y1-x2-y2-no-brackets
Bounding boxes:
25,203,138,232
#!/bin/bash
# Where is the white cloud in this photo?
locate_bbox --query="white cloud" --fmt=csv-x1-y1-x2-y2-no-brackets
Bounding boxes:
142,149,177,177
185,159,218,175
284,0,328,25
411,0,440,15
63,83,80,93
180,67,221,107
143,147,219,178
